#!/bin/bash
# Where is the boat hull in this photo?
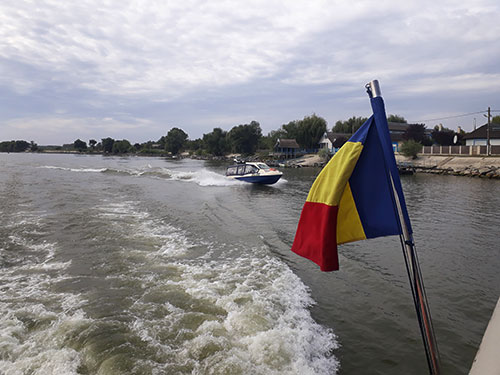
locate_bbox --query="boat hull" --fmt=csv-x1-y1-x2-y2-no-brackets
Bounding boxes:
233,174,282,184
226,161,283,185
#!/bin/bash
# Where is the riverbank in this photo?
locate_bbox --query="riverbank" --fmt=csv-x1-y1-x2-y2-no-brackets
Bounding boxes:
10,150,500,179
279,153,500,179
395,155,500,179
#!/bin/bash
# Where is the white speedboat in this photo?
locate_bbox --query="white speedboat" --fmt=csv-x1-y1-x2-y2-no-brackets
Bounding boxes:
225,162,283,185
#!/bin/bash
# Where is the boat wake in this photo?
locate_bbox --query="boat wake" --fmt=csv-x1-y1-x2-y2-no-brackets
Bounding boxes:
96,198,339,374
0,208,87,374
40,165,248,187
3,160,336,374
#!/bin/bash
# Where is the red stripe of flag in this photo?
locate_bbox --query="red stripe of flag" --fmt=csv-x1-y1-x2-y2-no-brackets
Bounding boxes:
291,201,339,271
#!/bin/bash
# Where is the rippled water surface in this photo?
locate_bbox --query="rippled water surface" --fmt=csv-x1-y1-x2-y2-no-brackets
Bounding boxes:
1,153,499,374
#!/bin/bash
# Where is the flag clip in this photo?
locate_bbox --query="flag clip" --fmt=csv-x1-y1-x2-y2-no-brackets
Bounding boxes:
365,80,381,98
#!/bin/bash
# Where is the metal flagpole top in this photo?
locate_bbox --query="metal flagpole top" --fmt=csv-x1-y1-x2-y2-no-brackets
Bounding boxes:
366,80,382,98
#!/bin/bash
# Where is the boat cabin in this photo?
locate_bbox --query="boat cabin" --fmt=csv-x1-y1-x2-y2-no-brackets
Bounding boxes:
225,162,282,184
226,163,271,176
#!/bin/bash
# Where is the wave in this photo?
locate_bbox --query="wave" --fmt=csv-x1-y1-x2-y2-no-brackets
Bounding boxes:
0,210,86,375
39,165,108,173
40,164,244,187
169,168,243,186
95,198,338,374
127,252,339,374
1,188,336,375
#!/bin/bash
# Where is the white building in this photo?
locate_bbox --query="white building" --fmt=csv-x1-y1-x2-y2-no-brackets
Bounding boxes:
318,132,351,153
463,124,500,146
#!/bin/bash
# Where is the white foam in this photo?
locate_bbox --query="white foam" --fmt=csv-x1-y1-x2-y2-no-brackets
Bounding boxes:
40,164,278,188
39,166,107,173
97,200,150,220
2,194,337,374
94,198,338,372
0,271,87,375
127,248,339,374
0,309,85,375
0,209,87,375
169,168,242,186
97,198,194,258
274,177,288,185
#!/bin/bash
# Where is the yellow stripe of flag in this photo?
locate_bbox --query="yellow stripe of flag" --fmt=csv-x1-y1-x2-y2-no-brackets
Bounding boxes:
306,141,364,206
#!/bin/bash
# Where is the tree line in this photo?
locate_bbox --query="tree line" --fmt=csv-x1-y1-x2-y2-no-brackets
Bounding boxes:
0,140,38,153
0,114,329,156
3,115,499,156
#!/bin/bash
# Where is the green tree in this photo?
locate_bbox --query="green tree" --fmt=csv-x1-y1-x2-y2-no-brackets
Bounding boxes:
30,141,38,152
260,128,287,150
333,135,348,149
157,135,166,149
101,137,115,153
296,114,327,149
282,120,300,140
492,115,500,124
185,138,202,152
431,126,455,146
89,139,97,150
387,114,407,123
203,128,228,156
403,124,429,144
332,116,368,134
165,127,188,155
74,139,87,151
400,140,422,159
0,140,30,152
318,147,330,161
280,114,327,149
227,121,262,154
112,139,132,154
15,140,30,152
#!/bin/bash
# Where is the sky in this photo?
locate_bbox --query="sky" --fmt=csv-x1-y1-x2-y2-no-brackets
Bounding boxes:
1,0,499,145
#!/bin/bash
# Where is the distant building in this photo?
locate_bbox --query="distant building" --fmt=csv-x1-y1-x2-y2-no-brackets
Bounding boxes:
319,123,430,154
274,138,300,159
387,122,432,152
386,122,408,152
319,132,351,153
463,123,500,146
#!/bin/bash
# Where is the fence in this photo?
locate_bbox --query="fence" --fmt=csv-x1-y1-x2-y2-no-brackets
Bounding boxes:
421,145,500,156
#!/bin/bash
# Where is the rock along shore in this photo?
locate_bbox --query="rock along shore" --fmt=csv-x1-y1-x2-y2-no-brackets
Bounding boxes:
192,153,500,179
395,155,500,179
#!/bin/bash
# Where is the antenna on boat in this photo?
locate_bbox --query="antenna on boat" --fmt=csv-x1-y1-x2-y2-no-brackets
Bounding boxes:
366,80,441,374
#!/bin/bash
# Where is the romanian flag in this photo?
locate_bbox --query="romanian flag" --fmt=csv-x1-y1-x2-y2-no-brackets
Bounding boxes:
291,96,412,271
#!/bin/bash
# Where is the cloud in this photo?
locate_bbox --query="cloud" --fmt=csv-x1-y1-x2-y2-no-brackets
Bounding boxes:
1,0,317,97
3,115,158,144
0,0,499,142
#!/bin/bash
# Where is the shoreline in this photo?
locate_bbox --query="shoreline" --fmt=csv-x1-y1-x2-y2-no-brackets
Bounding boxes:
395,154,500,179
276,153,500,179
4,150,500,179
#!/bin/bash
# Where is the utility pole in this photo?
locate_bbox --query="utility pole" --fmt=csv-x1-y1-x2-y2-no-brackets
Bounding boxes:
487,107,491,156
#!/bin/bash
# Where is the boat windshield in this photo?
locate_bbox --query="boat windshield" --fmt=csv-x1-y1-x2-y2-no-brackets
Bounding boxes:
226,166,238,176
255,163,270,170
226,164,259,176
244,165,259,174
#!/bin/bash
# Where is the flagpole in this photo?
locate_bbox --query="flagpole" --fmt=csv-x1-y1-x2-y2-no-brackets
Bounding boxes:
366,80,441,375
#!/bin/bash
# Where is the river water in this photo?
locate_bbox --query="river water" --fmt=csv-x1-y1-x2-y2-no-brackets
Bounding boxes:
0,153,498,375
